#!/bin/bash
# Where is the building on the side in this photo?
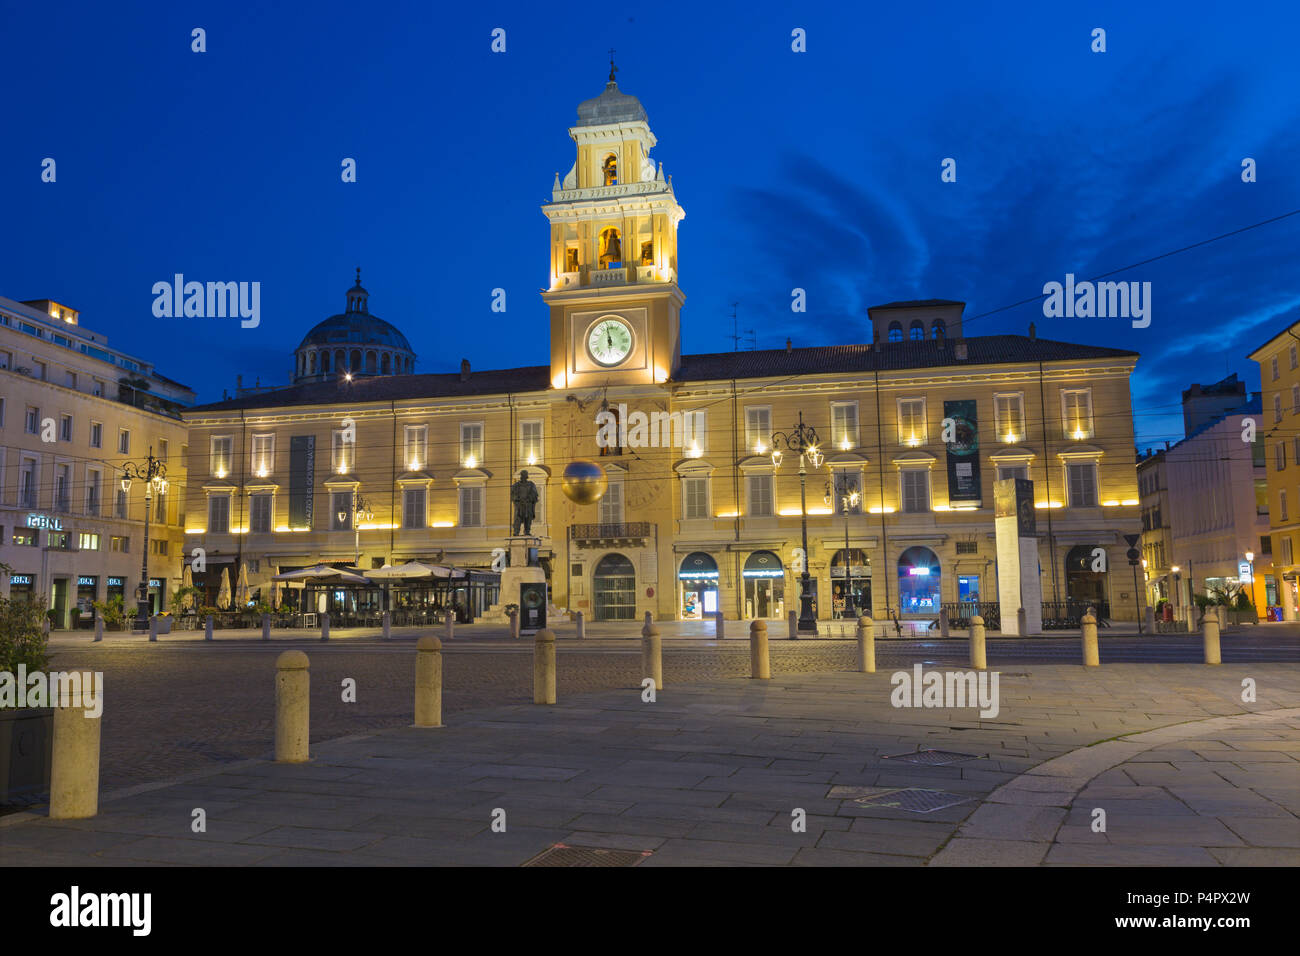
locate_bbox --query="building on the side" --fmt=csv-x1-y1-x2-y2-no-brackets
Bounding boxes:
0,295,193,626
1182,373,1247,437
1162,394,1271,617
1136,445,1172,610
180,71,1145,626
1249,321,1300,619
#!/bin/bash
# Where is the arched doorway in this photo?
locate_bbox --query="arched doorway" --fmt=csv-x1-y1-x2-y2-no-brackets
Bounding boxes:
743,550,785,619
678,552,718,620
831,548,871,618
1065,545,1109,609
593,553,636,621
898,546,940,615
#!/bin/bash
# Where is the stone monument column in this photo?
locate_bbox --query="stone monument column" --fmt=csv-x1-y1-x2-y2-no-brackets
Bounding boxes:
995,477,1042,635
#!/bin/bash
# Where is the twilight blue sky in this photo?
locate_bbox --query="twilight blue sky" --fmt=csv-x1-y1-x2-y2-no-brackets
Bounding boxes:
3,0,1298,449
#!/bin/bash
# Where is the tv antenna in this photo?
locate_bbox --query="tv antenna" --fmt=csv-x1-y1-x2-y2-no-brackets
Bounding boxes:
729,302,755,351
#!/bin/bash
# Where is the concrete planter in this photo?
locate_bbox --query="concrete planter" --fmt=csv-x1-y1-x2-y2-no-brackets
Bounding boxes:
156,617,173,634
0,707,54,804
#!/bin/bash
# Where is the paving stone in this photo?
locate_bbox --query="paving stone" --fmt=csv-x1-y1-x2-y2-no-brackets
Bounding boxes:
929,838,1050,866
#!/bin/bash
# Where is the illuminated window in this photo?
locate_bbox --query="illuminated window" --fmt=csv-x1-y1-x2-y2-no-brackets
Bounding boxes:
1061,389,1094,439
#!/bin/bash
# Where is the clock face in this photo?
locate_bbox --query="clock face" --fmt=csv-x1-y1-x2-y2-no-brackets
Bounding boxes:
587,317,633,367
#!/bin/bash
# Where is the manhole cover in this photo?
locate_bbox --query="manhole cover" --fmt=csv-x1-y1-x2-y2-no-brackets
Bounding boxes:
521,844,651,867
827,785,905,800
883,749,980,765
855,788,974,813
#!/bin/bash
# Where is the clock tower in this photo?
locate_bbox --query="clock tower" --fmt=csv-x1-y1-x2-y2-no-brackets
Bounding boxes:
543,61,685,389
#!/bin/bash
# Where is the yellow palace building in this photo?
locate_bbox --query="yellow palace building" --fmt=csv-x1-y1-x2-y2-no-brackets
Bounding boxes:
181,73,1143,625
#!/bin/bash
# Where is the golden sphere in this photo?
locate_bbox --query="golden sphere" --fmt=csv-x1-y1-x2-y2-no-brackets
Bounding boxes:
561,459,608,505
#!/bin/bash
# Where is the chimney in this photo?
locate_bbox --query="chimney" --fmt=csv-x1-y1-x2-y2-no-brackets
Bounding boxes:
236,374,243,389
1164,440,1170,450
954,341,968,361
1028,322,1036,341
785,337,792,354
460,358,471,381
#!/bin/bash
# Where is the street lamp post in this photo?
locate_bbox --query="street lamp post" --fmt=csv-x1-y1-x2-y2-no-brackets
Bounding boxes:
771,412,824,635
826,478,860,618
1245,550,1256,619
339,493,374,567
120,447,167,631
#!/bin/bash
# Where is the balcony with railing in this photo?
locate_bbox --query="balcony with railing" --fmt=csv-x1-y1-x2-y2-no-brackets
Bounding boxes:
568,521,655,547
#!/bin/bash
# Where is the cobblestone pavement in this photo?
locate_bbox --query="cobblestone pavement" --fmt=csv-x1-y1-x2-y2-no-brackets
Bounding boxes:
3,663,1297,866
38,637,856,789
34,624,1300,790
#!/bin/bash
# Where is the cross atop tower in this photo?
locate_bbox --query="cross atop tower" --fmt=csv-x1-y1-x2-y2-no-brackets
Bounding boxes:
608,48,617,83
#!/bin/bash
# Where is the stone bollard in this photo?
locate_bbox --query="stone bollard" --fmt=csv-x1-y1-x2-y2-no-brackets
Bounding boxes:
641,620,663,690
1203,606,1222,665
533,629,556,704
576,610,585,639
714,610,725,640
509,609,520,640
93,614,103,643
445,612,455,640
857,615,875,673
275,650,310,763
1144,605,1155,633
939,607,949,639
148,615,158,642
49,700,102,820
787,609,798,640
320,612,330,642
382,610,391,641
1081,612,1099,667
414,636,443,727
749,619,770,680
262,613,272,642
969,615,987,670
205,614,214,642
1017,607,1027,636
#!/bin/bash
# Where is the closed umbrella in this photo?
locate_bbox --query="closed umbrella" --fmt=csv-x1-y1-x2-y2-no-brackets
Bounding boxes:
181,564,195,609
236,562,250,607
271,582,281,609
217,568,231,610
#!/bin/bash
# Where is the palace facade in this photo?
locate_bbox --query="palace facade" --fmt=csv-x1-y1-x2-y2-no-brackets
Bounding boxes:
180,73,1144,624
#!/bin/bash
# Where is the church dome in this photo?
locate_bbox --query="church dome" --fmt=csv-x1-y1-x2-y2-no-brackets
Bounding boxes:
575,70,648,128
292,270,417,383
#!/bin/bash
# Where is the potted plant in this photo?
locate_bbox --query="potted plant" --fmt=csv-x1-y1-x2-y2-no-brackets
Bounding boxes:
0,594,53,805
92,595,126,631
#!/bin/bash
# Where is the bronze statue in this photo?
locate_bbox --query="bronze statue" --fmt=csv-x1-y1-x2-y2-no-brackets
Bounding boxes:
510,469,539,535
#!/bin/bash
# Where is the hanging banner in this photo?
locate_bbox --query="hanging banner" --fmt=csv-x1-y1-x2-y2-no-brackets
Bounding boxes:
289,435,316,529
943,399,981,503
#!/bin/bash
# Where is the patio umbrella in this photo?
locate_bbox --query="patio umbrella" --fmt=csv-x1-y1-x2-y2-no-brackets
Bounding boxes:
271,582,281,609
272,564,369,584
236,563,250,607
365,563,435,581
181,564,194,609
217,568,231,610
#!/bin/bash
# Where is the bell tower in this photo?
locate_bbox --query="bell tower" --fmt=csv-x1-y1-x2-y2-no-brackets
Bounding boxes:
542,58,686,389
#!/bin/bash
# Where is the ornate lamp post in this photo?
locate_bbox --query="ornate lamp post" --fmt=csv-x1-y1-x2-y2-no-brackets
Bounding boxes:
339,493,374,567
825,477,860,618
120,448,167,630
770,412,824,635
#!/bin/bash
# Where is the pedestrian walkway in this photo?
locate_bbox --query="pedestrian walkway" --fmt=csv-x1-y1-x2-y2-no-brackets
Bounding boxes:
3,662,1297,866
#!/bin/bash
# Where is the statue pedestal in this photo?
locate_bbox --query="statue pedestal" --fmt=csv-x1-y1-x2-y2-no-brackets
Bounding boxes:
482,536,559,624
